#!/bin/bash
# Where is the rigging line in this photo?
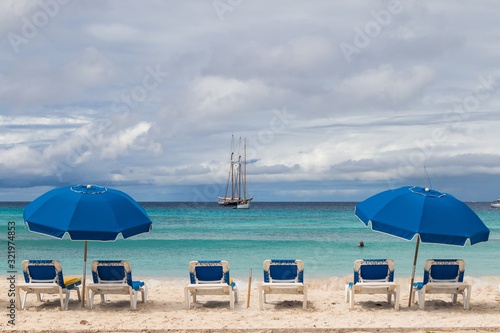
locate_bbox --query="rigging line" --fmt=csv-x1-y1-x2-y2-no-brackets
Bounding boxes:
424,166,432,189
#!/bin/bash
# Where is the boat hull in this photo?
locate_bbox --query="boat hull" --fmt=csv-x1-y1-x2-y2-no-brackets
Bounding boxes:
218,199,239,206
236,202,250,209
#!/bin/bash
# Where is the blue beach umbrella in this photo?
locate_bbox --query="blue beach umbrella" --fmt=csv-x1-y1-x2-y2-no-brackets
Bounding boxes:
23,184,153,307
355,186,489,306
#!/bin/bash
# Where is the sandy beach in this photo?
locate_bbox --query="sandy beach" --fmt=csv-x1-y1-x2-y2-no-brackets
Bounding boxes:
3,276,500,332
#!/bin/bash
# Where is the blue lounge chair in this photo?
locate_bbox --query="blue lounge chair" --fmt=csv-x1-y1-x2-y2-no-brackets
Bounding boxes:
412,259,471,310
185,260,239,310
258,259,307,310
345,259,400,310
86,260,148,310
16,260,82,310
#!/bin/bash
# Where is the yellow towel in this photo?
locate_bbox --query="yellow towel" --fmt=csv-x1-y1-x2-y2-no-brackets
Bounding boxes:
63,277,82,287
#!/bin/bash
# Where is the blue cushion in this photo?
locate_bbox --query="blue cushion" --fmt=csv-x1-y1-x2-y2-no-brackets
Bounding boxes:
96,266,126,282
27,265,57,281
413,282,424,290
430,265,459,281
195,265,223,282
269,264,298,280
360,264,389,280
131,281,144,291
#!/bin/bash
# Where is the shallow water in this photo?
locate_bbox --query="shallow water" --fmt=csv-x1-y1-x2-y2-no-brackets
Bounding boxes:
2,201,499,279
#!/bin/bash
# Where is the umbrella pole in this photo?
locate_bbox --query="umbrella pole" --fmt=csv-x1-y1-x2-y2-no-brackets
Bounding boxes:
82,241,87,307
408,235,420,307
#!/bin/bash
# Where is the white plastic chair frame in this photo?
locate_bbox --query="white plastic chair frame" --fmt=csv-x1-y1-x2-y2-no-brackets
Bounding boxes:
86,261,148,310
16,260,81,311
184,260,239,310
258,259,308,310
344,259,400,310
411,259,471,310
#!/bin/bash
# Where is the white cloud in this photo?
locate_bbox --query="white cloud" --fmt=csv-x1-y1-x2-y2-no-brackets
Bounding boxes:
190,76,270,116
86,23,139,42
334,64,436,107
0,0,38,35
63,47,120,87
100,121,158,159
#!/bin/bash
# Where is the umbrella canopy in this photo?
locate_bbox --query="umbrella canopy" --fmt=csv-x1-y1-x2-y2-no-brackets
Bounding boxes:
24,184,152,240
355,185,489,306
23,184,153,307
355,186,490,246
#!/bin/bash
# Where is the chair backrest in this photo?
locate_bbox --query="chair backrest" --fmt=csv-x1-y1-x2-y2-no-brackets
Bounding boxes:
353,259,394,284
189,261,230,285
263,259,304,283
22,260,65,288
423,259,465,285
91,260,133,287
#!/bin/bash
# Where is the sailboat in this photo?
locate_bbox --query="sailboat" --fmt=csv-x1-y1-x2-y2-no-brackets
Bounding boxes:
217,136,253,208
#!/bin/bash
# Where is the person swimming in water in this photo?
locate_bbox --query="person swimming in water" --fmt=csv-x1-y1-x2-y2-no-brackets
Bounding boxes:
357,241,364,247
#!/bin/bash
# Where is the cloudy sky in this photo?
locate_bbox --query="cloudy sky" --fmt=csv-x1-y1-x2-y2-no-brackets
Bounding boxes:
1,0,499,202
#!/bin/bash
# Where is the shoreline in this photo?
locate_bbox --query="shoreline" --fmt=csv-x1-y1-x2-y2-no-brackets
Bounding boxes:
3,276,500,332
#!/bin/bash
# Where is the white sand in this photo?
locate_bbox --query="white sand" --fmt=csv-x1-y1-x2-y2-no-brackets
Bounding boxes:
3,276,500,332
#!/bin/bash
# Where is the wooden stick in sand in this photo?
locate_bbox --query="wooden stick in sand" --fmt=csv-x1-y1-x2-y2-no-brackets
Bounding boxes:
246,268,252,308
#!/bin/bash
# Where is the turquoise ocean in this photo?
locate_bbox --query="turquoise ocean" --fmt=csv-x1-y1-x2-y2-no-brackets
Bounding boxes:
2,202,499,279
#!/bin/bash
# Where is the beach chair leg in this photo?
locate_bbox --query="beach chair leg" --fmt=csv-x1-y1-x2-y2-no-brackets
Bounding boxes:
234,286,239,303
75,287,81,302
22,291,28,309
349,289,354,309
58,288,65,310
387,293,392,304
130,289,136,310
37,293,43,302
410,287,416,304
86,288,91,308
184,288,190,310
100,294,106,303
258,287,263,310
418,290,425,310
230,291,235,310
464,286,471,310
22,291,29,309
394,286,400,311
303,287,308,310
63,290,71,310
142,285,148,303
133,291,139,310
451,293,458,304
88,290,95,310
344,285,349,303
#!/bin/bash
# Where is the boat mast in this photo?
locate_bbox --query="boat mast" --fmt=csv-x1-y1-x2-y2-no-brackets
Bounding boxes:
230,135,234,200
238,137,242,202
243,138,247,202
